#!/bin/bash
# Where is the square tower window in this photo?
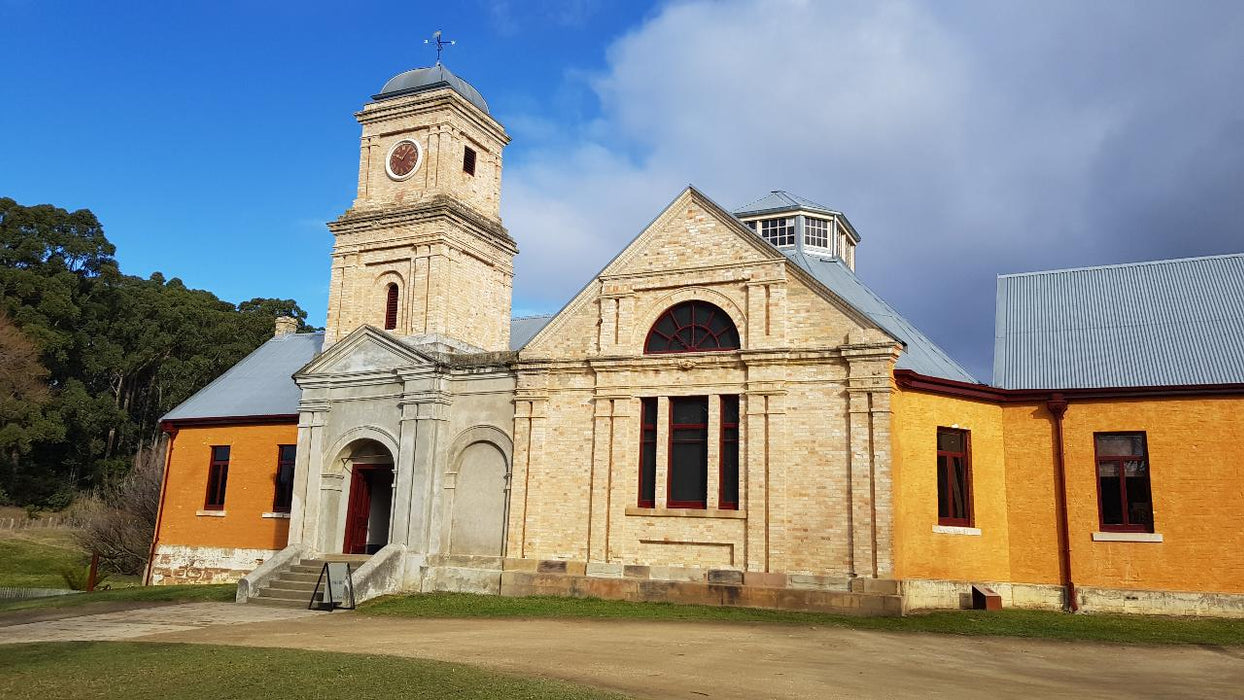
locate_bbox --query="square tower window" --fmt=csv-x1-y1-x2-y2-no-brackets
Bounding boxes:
760,217,795,247
805,217,831,251
463,146,477,176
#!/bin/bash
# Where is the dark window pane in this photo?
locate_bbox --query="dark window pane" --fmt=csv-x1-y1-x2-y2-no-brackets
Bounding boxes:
672,396,708,425
950,457,968,519
669,441,707,506
279,445,297,462
1098,462,1123,525
722,395,739,424
463,146,476,175
212,445,230,462
937,455,949,519
644,301,740,354
937,431,963,452
673,304,693,327
639,398,657,507
1096,434,1144,456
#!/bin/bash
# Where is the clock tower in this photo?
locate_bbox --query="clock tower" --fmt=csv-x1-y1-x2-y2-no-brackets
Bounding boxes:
324,64,515,351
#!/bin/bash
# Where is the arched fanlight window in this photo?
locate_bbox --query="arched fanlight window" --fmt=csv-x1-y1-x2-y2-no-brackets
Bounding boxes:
644,300,740,354
384,283,399,331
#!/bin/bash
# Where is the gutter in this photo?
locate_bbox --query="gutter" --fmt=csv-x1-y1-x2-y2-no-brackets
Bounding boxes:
143,423,178,586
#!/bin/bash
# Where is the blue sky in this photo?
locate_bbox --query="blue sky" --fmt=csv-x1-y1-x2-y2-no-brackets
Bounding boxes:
4,1,1244,381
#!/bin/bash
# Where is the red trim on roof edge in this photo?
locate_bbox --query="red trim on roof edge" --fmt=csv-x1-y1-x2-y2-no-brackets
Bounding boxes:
161,414,299,429
893,370,1244,403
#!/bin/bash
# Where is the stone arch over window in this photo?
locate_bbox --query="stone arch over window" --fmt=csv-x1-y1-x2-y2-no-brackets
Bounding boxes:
644,299,741,354
374,271,404,333
632,287,746,353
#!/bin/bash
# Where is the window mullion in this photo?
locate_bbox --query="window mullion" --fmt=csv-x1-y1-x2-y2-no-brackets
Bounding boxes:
706,396,720,509
655,397,669,508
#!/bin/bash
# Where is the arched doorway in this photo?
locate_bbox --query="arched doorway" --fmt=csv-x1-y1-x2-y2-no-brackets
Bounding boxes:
341,440,394,555
449,441,508,556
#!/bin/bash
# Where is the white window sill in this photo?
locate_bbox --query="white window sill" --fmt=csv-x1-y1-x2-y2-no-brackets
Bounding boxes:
196,510,226,517
933,524,981,536
261,512,292,519
624,506,746,519
1092,531,1163,543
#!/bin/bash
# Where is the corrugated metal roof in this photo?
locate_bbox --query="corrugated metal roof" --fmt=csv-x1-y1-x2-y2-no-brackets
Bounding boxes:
510,314,554,350
993,253,1244,389
785,250,979,383
162,315,557,422
162,332,324,422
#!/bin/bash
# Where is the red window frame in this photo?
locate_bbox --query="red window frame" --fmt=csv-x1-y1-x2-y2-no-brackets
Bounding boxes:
638,398,657,508
204,445,230,511
936,428,972,527
667,396,708,509
272,444,296,513
719,395,740,510
1094,432,1154,533
644,301,740,354
384,283,399,330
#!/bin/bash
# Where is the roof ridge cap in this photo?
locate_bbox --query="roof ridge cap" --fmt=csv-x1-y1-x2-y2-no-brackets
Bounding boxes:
999,252,1244,279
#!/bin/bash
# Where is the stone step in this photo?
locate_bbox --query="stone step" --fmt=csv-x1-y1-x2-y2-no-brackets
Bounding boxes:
276,571,322,584
259,587,325,602
265,580,319,594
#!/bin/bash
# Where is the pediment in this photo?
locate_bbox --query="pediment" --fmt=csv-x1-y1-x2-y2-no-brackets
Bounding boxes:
296,325,435,378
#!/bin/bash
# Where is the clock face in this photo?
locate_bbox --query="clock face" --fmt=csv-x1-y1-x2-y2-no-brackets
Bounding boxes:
386,140,421,180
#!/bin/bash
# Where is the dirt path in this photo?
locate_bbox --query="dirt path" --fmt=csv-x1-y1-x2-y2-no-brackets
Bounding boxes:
127,609,1244,699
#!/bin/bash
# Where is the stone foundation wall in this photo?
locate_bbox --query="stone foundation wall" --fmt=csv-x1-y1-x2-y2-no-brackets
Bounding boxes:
902,578,1244,618
149,544,281,585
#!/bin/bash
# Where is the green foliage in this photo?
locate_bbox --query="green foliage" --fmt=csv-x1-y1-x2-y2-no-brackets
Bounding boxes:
0,196,313,504
59,565,109,591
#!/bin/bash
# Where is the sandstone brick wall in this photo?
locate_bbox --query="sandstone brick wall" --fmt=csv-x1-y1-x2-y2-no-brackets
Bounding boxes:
323,85,515,351
510,189,900,579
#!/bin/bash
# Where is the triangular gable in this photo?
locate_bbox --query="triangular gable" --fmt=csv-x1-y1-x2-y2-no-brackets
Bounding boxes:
523,186,893,354
296,325,436,378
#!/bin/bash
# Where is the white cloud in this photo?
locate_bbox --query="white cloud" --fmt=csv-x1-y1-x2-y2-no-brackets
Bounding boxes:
502,0,1244,379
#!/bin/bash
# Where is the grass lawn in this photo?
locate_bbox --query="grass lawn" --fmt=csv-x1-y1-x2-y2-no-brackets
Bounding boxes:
0,527,142,589
0,642,622,700
361,592,1244,647
0,583,236,613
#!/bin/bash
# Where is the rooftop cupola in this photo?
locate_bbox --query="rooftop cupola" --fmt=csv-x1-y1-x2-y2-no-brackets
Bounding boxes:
733,190,860,270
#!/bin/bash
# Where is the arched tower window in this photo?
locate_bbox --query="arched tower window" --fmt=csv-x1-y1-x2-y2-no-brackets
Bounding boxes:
644,301,740,354
384,283,399,331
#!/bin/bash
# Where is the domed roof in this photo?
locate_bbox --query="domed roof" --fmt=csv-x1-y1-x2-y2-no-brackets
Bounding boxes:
372,64,489,114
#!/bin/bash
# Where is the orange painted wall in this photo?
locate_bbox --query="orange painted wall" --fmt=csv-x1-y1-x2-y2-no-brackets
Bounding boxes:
156,424,296,551
894,385,1244,595
1056,397,1244,593
891,386,1012,582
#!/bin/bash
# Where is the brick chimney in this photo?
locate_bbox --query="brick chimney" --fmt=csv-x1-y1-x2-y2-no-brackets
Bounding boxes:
274,316,298,337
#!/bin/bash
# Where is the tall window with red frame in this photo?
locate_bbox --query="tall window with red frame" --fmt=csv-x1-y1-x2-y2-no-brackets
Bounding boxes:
719,395,740,509
204,445,230,511
936,428,971,526
384,283,399,330
272,445,297,513
668,396,709,508
1095,432,1154,532
638,398,657,508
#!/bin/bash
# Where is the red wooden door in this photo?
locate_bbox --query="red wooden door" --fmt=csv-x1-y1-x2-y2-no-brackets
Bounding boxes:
343,470,372,555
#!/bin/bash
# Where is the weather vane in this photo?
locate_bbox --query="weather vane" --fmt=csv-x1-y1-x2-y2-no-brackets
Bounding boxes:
425,30,456,65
